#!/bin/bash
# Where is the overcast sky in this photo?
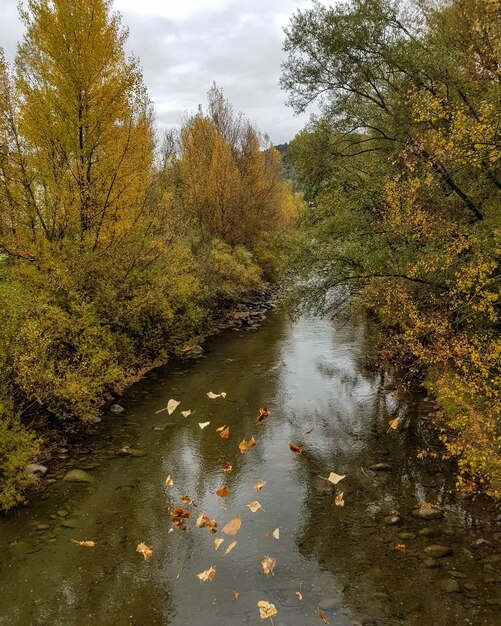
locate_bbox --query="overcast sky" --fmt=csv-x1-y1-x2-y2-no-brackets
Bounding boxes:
1,0,322,144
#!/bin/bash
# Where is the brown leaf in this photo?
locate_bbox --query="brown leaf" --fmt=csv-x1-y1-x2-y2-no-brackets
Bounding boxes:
197,566,216,582
257,600,277,619
136,542,152,560
222,515,242,535
214,538,224,550
196,513,218,534
256,407,270,424
224,540,237,555
261,556,276,575
223,462,233,473
247,500,262,513
170,506,190,519
335,492,345,507
71,539,95,547
288,442,302,454
165,474,174,487
303,427,314,435
216,486,231,497
318,607,330,624
218,426,230,439
171,517,187,530
388,417,400,430
394,543,407,553
181,495,194,505
265,528,280,540
254,480,266,491
239,436,256,454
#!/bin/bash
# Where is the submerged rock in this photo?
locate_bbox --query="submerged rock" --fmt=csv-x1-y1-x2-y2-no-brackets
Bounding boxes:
412,503,443,520
424,544,452,558
438,578,460,593
63,469,94,483
110,404,125,414
370,463,392,472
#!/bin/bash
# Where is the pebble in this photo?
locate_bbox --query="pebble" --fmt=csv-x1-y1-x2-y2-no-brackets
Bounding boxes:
35,523,50,531
110,404,125,414
423,558,442,568
412,505,443,520
57,510,70,518
398,532,416,540
61,519,78,529
63,469,94,483
438,578,460,593
419,527,437,537
424,545,452,558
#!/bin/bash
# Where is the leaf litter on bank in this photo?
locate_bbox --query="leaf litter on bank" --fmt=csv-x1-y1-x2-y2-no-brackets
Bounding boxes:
335,492,345,507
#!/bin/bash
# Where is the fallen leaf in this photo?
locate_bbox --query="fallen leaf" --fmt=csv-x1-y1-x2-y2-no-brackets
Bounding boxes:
224,540,237,555
217,426,230,439
223,462,233,473
261,556,276,575
171,506,190,519
234,591,239,600
197,566,216,582
247,500,262,513
256,407,270,424
181,410,192,418
239,436,256,454
303,427,314,435
171,517,187,530
207,391,227,399
222,515,242,536
167,399,180,415
196,513,218,534
216,487,231,497
335,492,345,507
257,600,277,620
319,472,346,485
182,345,191,353
71,539,95,547
265,527,280,540
199,421,210,429
181,495,194,505
394,543,407,553
318,607,330,624
288,442,302,454
214,538,224,550
136,542,152,560
254,480,267,491
296,585,303,600
388,417,400,430
165,475,174,488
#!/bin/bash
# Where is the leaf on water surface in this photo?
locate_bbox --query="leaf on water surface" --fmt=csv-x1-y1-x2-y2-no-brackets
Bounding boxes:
214,538,224,550
181,495,194,505
261,556,276,575
171,517,187,530
247,500,262,513
171,506,190,518
165,474,173,487
222,515,242,535
207,391,227,399
218,426,230,439
216,486,231,497
223,462,233,473
318,607,330,624
224,540,237,555
394,543,406,553
234,591,240,600
288,442,302,454
335,492,345,507
239,436,256,454
388,417,400,430
254,480,266,491
303,427,314,435
265,528,280,540
71,539,95,547
181,410,192,418
257,600,277,619
296,584,303,600
136,542,152,560
318,472,346,485
167,399,180,415
256,407,270,424
197,566,216,582
199,421,210,429
196,513,218,534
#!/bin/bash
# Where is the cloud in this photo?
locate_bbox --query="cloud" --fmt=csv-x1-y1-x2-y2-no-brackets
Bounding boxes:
2,0,318,143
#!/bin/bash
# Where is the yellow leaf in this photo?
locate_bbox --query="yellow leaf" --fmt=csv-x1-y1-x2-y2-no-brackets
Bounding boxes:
199,421,210,429
261,555,276,575
197,566,216,582
207,391,226,399
165,475,173,487
239,436,256,453
224,540,237,555
234,591,240,600
181,495,193,505
265,527,280,540
223,462,233,473
247,500,262,513
196,513,218,534
71,539,95,547
214,538,224,550
222,515,242,535
181,410,192,418
136,542,152,560
319,472,345,485
388,417,400,430
218,426,230,439
256,407,269,424
254,480,266,491
335,492,345,507
167,399,180,415
257,600,278,619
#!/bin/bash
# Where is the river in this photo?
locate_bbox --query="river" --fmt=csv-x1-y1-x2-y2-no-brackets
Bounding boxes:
0,311,499,625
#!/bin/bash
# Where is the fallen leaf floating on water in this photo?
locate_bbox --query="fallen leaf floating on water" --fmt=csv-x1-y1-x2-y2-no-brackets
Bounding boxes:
214,538,224,550
257,600,278,620
247,500,262,513
239,436,256,454
261,556,276,575
171,506,190,530
318,607,330,624
216,487,231,498
288,442,302,455
167,399,180,415
256,407,270,424
181,495,194,505
303,427,314,435
199,421,210,429
296,584,303,600
197,566,216,582
265,528,280,540
71,539,95,547
196,513,218,534
222,462,233,473
254,480,267,491
394,543,407,553
335,492,345,507
388,417,400,431
217,426,230,439
234,592,239,600
222,515,242,536
181,410,192,418
136,543,152,560
318,472,346,485
224,540,237,556
165,475,173,488
207,391,227,399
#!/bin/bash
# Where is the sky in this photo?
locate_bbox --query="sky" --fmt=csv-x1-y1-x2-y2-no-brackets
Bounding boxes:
0,0,322,144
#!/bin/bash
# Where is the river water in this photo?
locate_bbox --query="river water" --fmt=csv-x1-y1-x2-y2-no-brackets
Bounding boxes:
0,311,499,626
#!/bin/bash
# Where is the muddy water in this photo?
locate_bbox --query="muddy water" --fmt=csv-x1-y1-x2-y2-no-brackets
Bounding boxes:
0,312,499,626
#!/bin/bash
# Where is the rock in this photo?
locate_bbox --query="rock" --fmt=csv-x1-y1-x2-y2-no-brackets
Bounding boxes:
398,532,416,540
419,526,437,537
370,463,392,472
57,509,69,518
423,558,442,568
438,578,460,593
63,469,94,483
25,463,48,475
424,545,452,558
447,571,467,579
383,513,401,525
35,523,50,531
412,504,443,520
88,416,102,424
61,519,78,529
110,404,124,414
318,597,342,611
183,345,204,359
463,582,477,591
